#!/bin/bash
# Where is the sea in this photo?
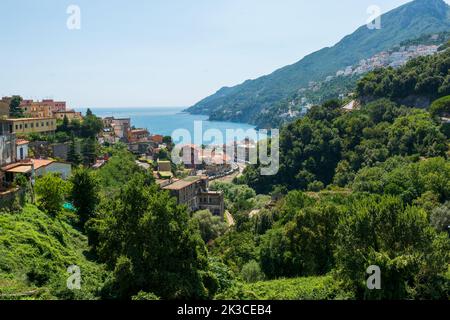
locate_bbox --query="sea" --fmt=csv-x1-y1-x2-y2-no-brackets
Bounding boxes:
78,107,256,145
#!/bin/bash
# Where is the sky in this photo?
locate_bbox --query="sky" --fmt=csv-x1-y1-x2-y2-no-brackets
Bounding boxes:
0,0,448,108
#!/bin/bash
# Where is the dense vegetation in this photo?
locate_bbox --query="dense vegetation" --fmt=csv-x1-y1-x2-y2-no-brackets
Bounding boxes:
357,48,450,105
239,49,450,194
0,205,106,300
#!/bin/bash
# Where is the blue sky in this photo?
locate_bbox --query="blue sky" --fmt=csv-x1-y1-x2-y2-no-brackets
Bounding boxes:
0,0,447,108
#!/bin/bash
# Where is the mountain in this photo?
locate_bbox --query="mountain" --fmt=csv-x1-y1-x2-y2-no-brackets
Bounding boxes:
186,0,450,127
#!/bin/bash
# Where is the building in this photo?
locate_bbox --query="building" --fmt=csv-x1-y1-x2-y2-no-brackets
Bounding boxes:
21,103,53,118
0,121,16,168
20,99,67,115
0,97,11,117
157,160,172,172
151,134,164,144
0,118,57,135
111,118,131,141
342,100,360,112
178,144,202,169
128,129,150,143
54,110,83,122
102,116,115,128
198,190,224,217
162,176,224,217
16,139,29,160
1,159,72,182
203,154,233,177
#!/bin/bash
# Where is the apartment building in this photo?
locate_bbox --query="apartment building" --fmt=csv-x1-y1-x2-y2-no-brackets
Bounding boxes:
20,99,67,114
162,176,224,217
128,129,150,142
1,118,57,135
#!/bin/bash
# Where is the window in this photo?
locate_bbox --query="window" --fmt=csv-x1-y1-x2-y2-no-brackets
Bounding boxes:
19,124,22,129
25,124,28,129
36,122,39,127
15,125,18,130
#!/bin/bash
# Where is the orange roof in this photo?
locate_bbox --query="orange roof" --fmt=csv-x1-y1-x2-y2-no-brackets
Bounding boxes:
32,159,54,169
131,129,149,134
162,176,202,191
16,139,30,146
6,165,32,173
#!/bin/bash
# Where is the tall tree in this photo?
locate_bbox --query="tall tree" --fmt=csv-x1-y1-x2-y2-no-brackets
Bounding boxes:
69,168,100,228
60,115,70,132
81,114,103,138
67,134,81,165
98,174,211,299
9,95,24,118
82,137,97,166
335,195,450,299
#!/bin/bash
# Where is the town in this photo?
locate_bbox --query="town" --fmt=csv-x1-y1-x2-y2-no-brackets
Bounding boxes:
0,97,259,219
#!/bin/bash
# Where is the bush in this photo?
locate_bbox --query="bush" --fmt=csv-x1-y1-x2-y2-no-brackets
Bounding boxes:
240,260,265,283
35,174,69,217
335,195,450,299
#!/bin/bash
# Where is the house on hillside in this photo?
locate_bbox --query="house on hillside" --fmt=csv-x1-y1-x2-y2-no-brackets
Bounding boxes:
162,176,224,217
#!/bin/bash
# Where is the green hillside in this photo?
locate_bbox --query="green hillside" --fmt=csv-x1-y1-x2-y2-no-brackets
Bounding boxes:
0,205,106,300
186,0,450,127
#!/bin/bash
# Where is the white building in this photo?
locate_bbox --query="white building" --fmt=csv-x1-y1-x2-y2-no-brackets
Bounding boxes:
16,139,29,161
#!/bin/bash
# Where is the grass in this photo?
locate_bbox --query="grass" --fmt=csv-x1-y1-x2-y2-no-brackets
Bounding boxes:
0,204,107,300
217,275,352,300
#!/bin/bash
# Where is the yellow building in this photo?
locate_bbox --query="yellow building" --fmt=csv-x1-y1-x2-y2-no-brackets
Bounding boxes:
21,103,53,118
54,110,83,122
0,118,57,135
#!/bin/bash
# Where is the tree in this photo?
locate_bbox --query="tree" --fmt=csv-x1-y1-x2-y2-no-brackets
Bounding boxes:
67,134,81,165
260,204,340,279
430,202,450,234
81,113,103,138
34,174,68,216
60,115,70,132
192,210,227,243
82,138,97,166
211,230,258,274
430,95,450,118
335,195,450,299
70,168,100,228
333,160,355,187
240,260,265,283
98,174,211,299
387,111,447,158
9,95,24,118
162,136,175,151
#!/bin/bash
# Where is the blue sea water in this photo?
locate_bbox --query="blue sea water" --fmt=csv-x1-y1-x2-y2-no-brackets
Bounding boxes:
79,107,256,144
